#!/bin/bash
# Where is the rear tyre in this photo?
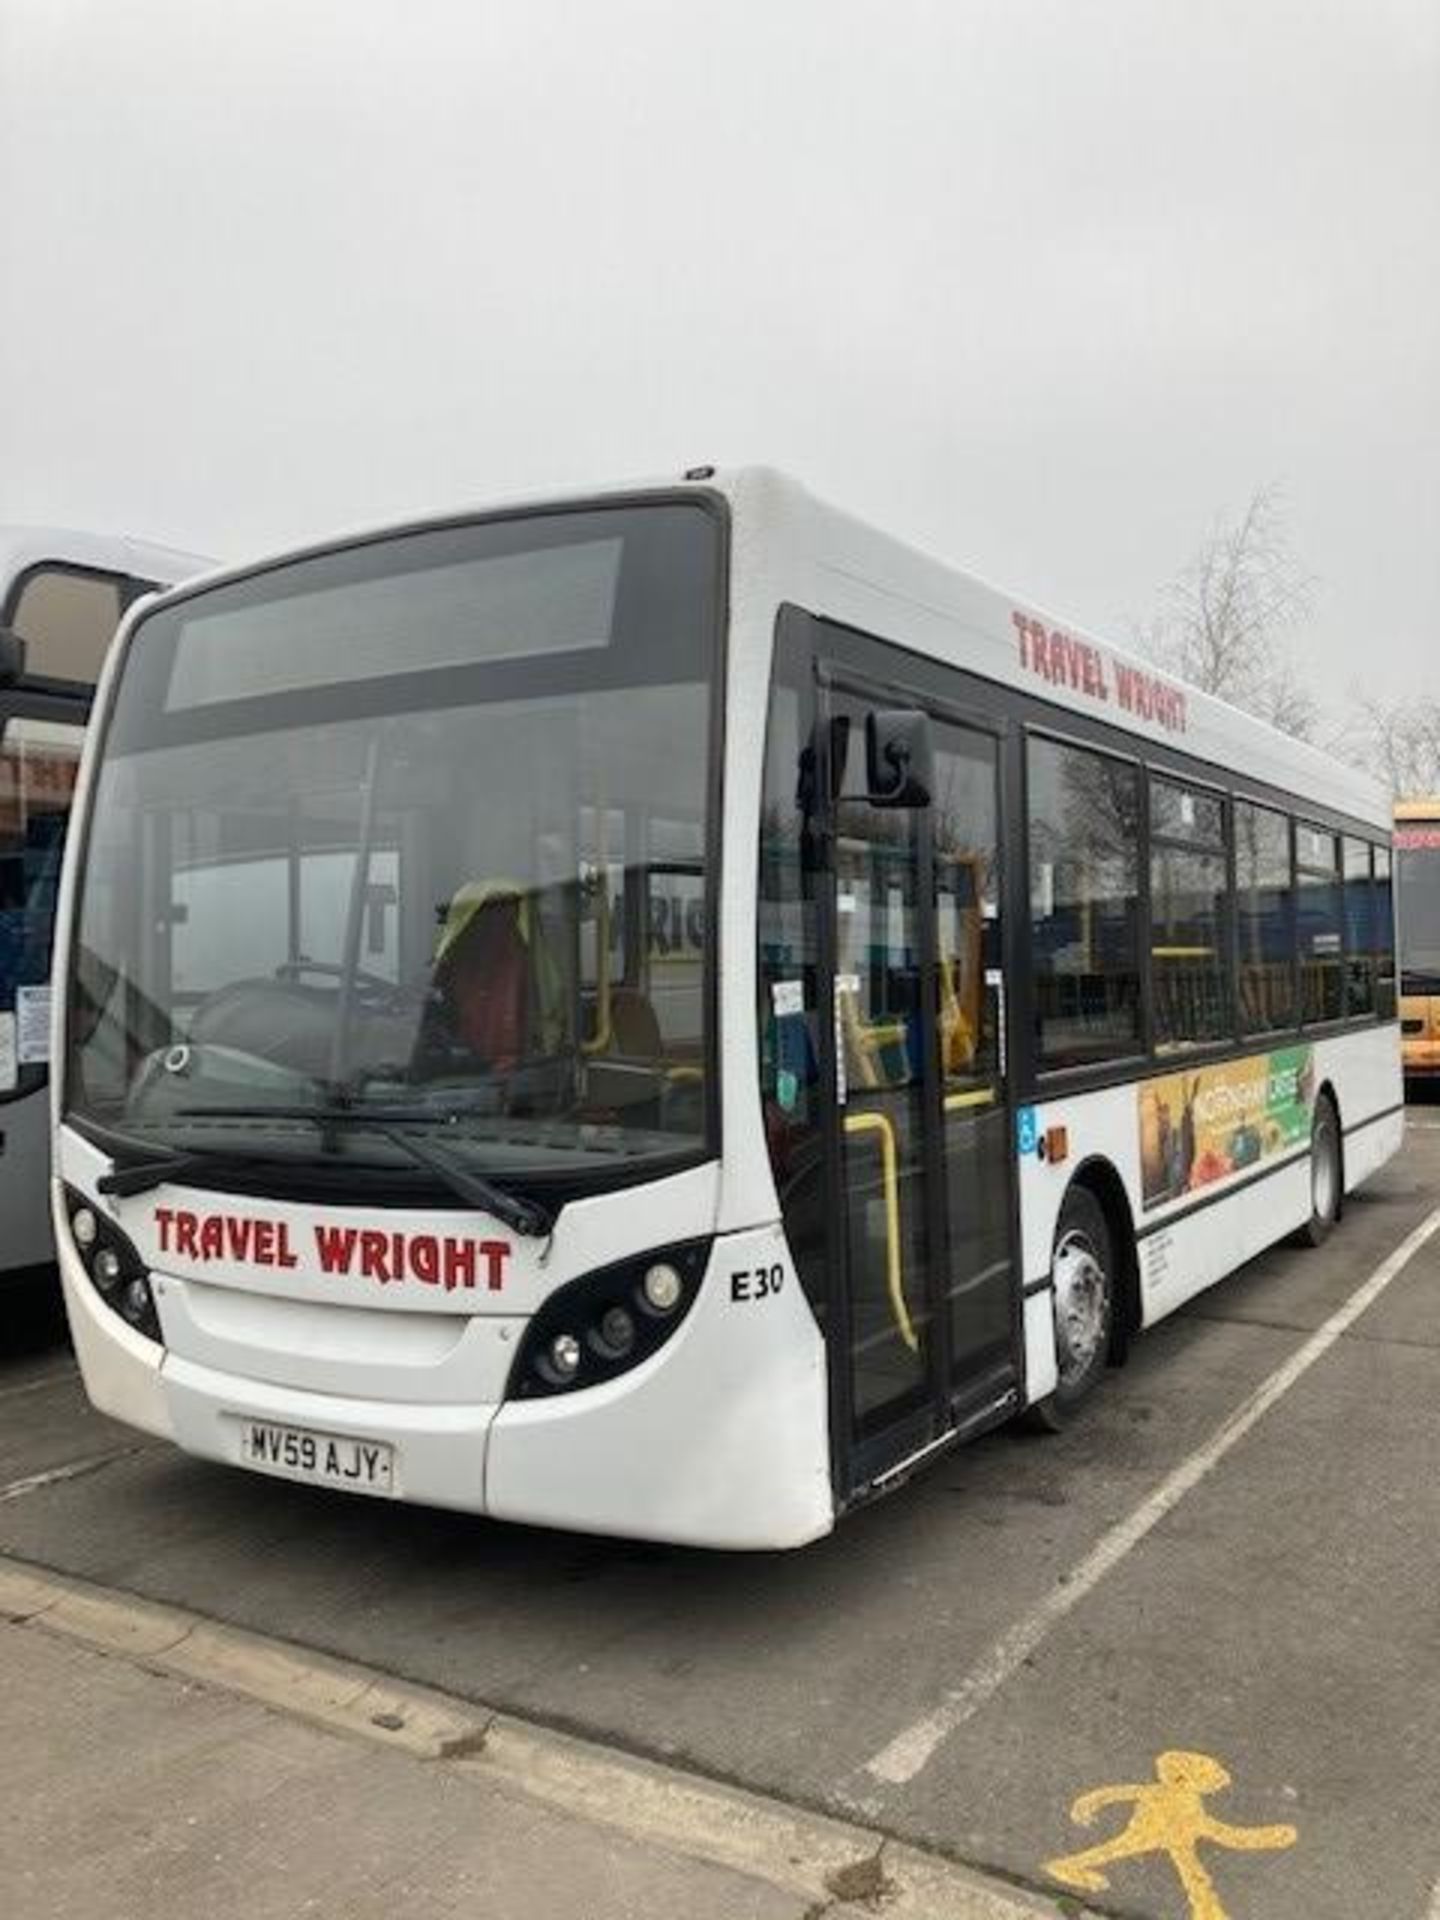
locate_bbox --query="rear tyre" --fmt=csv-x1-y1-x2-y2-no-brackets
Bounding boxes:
1296,1094,1341,1248
1023,1185,1116,1433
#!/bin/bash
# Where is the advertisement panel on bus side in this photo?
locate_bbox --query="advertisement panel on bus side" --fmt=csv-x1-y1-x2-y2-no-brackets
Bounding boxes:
1138,1045,1315,1211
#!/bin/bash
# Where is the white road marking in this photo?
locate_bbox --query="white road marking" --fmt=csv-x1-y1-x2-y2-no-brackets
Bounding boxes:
0,1368,78,1404
865,1201,1440,1788
1426,1873,1440,1920
0,1447,145,1505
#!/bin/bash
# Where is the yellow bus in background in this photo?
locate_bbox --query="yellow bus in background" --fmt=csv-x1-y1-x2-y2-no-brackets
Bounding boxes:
1396,799,1440,1082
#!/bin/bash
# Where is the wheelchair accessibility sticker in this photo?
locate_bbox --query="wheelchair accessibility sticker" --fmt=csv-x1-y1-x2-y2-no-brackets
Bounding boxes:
1016,1105,1039,1157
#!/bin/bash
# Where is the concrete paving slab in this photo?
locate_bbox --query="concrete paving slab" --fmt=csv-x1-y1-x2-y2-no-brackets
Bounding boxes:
2,1622,809,1920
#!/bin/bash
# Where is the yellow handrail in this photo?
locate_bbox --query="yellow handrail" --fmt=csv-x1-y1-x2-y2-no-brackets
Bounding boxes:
842,1109,916,1353
944,1086,997,1112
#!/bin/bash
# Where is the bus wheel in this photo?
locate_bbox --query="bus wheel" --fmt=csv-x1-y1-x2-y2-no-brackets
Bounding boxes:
1024,1186,1115,1432
1296,1094,1341,1248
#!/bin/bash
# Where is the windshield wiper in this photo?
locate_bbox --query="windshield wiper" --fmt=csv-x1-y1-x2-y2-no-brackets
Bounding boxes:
172,1104,554,1237
96,1137,291,1200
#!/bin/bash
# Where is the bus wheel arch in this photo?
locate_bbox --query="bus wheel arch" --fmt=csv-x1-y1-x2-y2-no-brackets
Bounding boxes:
1024,1160,1137,1433
1072,1157,1141,1364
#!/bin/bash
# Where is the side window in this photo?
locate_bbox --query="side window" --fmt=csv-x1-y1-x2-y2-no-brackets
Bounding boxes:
1297,823,1343,1024
1149,777,1230,1051
1343,838,1375,1016
1374,843,1396,1018
6,566,126,684
1236,802,1295,1034
0,716,87,1095
1028,736,1142,1068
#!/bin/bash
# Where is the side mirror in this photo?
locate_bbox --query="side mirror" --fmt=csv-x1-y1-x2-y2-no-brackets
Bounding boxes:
865,709,933,808
0,627,27,689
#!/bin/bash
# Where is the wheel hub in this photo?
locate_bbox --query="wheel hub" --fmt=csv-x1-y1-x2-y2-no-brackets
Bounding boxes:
1053,1231,1108,1381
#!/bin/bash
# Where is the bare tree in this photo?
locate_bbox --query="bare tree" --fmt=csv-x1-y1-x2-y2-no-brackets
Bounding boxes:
1138,484,1318,740
1339,693,1440,798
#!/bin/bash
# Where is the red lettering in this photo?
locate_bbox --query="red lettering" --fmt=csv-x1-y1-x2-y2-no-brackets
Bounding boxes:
359,1229,392,1283
480,1240,510,1293
314,1225,358,1274
1011,608,1030,668
411,1236,440,1285
443,1239,477,1292
254,1220,276,1266
276,1221,299,1269
198,1214,223,1261
175,1211,199,1259
225,1216,254,1263
1047,632,1067,681
154,1207,174,1253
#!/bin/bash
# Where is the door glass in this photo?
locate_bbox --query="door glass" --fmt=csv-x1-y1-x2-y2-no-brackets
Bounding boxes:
832,714,933,1437
932,725,1013,1388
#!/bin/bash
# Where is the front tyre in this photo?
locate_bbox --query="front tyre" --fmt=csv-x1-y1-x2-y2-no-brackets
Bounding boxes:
1024,1185,1115,1432
1296,1094,1341,1248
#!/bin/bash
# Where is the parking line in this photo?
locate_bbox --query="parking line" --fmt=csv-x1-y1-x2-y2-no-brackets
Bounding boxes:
0,1369,79,1404
865,1201,1440,1788
0,1447,148,1506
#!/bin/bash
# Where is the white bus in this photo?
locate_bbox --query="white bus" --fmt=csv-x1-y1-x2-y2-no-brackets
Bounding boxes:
50,471,1402,1547
1,529,209,1287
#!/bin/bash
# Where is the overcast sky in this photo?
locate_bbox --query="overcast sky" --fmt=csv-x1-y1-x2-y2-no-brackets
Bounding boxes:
2,1,1436,720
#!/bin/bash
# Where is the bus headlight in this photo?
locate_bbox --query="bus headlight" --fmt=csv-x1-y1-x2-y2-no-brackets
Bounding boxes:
641,1262,683,1313
63,1188,162,1345
548,1333,582,1379
93,1247,123,1293
511,1239,711,1400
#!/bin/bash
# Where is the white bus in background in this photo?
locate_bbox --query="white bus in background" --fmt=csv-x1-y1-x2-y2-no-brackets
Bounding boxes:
1,529,210,1287
49,471,1402,1546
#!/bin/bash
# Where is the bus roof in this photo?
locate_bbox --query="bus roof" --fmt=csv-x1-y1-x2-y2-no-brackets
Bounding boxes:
125,465,1389,833
0,524,212,593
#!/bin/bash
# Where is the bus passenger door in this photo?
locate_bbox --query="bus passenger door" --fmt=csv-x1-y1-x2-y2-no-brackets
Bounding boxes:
930,718,1015,1413
820,687,1017,1503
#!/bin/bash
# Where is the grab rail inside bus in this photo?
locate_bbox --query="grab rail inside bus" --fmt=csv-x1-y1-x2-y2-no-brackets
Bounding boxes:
842,1109,916,1353
944,1087,996,1113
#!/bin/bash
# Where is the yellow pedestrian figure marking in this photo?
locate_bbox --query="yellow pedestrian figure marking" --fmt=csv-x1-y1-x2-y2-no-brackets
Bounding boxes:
1045,1750,1296,1920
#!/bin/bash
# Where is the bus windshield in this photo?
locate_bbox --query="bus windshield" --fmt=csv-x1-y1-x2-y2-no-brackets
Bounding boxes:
1397,828,1440,994
64,501,721,1193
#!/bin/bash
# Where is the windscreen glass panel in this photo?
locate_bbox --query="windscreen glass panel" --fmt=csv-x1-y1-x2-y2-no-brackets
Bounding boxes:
1,717,86,1100
1396,827,1440,997
65,504,721,1190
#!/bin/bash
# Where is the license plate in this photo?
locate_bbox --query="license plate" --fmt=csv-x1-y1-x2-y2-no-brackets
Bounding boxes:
239,1419,395,1496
